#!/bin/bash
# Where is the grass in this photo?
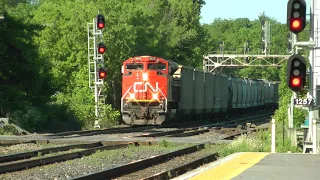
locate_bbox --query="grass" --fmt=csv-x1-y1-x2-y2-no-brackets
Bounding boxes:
218,129,302,158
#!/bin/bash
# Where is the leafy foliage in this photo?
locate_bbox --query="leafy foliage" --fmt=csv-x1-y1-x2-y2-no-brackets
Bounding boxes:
203,14,310,129
0,124,19,135
0,0,208,131
0,1,309,132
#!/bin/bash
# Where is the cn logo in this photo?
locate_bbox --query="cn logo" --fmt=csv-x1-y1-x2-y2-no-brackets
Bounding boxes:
133,82,159,93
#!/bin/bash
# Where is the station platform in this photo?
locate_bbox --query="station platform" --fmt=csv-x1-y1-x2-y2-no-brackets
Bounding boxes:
174,152,320,180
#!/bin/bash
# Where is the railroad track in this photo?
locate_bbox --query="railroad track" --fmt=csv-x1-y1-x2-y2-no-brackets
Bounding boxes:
71,126,265,180
0,120,267,179
0,141,136,174
0,110,273,148
0,140,37,147
48,125,155,138
32,109,274,139
70,129,256,180
133,111,272,138
55,110,273,138
0,110,272,179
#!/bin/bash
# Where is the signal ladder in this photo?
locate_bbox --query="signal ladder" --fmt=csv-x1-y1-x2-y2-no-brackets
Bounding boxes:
87,22,95,89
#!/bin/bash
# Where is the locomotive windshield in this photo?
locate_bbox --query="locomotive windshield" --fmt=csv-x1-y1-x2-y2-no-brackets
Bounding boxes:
126,63,143,70
147,62,166,70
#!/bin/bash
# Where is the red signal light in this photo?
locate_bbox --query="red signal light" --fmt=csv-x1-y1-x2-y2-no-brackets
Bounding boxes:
99,68,107,79
287,54,307,92
99,71,106,79
291,19,301,30
99,47,105,54
292,77,301,86
287,0,306,34
97,43,106,54
98,23,105,29
96,14,105,30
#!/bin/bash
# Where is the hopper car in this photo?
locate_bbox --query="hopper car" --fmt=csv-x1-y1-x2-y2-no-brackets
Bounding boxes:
121,56,279,125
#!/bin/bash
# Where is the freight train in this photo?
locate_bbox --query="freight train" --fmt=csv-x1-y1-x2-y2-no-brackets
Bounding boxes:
121,56,279,125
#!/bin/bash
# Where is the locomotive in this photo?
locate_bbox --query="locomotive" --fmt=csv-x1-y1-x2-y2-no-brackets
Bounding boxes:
121,55,279,125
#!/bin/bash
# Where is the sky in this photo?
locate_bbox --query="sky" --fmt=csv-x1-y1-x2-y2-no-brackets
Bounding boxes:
200,0,311,24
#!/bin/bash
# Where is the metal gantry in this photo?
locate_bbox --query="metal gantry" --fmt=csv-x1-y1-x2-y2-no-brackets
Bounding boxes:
203,20,291,72
87,16,106,129
203,52,290,72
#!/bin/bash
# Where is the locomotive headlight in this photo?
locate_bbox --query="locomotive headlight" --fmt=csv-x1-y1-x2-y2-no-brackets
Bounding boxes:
129,93,135,99
152,93,158,100
142,73,148,81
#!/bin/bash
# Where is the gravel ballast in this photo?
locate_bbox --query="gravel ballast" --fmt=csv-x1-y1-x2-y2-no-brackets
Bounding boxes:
0,143,192,180
0,143,67,156
115,144,225,180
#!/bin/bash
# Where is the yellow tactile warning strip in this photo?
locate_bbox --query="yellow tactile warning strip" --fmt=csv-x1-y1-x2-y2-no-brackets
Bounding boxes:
189,152,269,180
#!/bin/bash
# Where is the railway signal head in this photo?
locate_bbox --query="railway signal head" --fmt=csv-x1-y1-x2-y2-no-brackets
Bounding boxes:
99,68,107,79
98,43,106,54
287,54,307,92
96,14,105,29
287,0,306,34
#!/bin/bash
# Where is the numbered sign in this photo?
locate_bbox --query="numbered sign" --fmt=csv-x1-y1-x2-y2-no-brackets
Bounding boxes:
294,98,313,106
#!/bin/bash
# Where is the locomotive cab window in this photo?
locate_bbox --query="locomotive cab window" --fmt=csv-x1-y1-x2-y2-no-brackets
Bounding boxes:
126,63,144,70
148,62,167,75
125,63,143,75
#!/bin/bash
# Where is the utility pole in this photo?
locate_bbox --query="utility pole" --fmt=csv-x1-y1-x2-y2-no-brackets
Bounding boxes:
262,21,271,56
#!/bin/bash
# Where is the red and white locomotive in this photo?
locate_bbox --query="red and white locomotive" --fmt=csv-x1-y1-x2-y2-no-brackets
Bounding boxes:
121,55,279,125
121,56,176,125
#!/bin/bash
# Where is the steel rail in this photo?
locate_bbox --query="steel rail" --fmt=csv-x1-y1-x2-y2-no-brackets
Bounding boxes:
0,142,135,174
0,141,103,163
70,126,259,180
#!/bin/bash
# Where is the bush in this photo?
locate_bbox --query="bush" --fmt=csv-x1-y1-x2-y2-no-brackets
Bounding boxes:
219,132,268,157
41,104,81,133
0,124,19,135
274,127,302,153
10,106,46,132
96,104,121,128
10,104,81,133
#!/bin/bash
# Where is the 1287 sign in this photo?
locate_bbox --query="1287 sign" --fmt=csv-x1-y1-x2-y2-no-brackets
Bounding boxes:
294,98,313,106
